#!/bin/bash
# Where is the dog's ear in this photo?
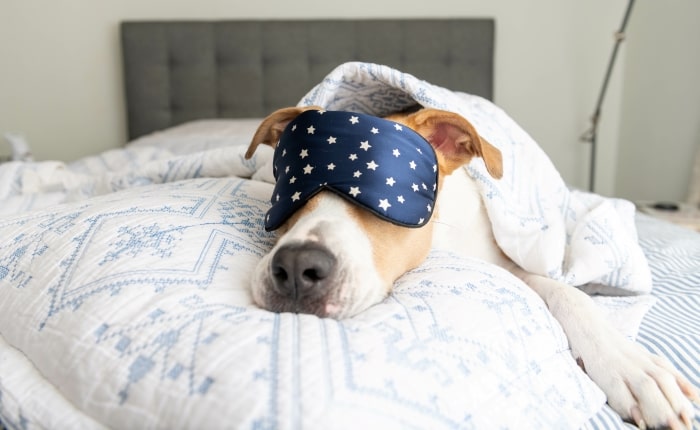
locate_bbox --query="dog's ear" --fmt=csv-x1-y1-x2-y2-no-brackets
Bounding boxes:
245,106,323,159
406,109,503,179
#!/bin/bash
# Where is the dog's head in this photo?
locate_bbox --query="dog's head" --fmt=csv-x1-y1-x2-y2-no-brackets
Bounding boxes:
245,106,502,318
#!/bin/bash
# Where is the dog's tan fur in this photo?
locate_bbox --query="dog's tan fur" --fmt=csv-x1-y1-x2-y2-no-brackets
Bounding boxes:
246,107,698,429
245,106,504,296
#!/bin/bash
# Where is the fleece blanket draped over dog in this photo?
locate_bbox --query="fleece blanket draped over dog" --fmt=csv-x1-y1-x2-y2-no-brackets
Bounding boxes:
300,62,653,298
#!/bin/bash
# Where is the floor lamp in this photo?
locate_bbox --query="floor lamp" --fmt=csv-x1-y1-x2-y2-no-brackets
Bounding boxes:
580,0,636,192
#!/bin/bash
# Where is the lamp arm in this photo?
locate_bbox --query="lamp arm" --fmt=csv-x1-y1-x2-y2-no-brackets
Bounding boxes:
581,0,636,192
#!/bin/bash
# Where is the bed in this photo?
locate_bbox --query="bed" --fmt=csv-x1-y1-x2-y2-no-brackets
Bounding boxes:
0,19,698,430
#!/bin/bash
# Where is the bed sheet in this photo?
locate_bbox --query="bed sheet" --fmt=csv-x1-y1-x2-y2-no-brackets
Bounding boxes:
0,117,698,429
585,214,700,429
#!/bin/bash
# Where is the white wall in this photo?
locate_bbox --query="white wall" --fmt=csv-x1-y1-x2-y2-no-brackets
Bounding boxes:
0,1,640,195
615,0,700,202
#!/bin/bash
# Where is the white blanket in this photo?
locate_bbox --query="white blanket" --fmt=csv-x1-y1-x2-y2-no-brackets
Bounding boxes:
300,62,653,294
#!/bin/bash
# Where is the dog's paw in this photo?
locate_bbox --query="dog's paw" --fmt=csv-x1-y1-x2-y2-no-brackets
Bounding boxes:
516,272,697,428
582,340,698,429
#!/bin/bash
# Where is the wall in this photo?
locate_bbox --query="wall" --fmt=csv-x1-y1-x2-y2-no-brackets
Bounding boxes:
615,0,700,202
1,1,630,194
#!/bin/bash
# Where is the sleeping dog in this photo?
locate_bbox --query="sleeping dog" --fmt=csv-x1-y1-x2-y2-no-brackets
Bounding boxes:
245,106,698,429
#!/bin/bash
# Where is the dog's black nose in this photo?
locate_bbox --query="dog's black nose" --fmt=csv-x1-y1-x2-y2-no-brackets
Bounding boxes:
270,243,336,300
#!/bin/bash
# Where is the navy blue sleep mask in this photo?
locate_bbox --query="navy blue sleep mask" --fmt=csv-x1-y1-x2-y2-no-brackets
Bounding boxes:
265,109,438,231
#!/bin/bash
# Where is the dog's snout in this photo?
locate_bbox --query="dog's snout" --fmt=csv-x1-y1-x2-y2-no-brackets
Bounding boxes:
270,243,336,300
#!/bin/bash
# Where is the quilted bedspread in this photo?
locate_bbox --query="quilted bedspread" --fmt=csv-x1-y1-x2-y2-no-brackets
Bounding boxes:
1,62,693,429
301,62,652,294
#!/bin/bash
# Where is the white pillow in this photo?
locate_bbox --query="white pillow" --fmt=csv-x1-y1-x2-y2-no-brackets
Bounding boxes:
0,175,605,429
127,119,263,155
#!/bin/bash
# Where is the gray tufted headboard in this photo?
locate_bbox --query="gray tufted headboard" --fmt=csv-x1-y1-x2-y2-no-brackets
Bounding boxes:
121,19,495,140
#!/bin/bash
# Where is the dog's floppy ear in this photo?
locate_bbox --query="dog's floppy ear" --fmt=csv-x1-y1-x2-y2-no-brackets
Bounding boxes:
405,109,503,179
245,106,323,159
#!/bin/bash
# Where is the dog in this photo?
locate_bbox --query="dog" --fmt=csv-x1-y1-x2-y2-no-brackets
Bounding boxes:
245,106,698,429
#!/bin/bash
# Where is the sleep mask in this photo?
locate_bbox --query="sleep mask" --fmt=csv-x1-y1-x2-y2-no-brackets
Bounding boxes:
265,109,438,231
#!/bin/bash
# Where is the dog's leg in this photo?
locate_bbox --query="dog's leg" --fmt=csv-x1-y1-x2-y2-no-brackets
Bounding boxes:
514,270,698,429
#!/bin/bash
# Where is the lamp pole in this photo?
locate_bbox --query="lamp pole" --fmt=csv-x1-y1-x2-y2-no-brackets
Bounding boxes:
581,0,636,192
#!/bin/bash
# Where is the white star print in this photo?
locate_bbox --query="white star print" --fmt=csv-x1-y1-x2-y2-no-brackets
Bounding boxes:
291,125,296,132
378,199,391,211
270,110,440,230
